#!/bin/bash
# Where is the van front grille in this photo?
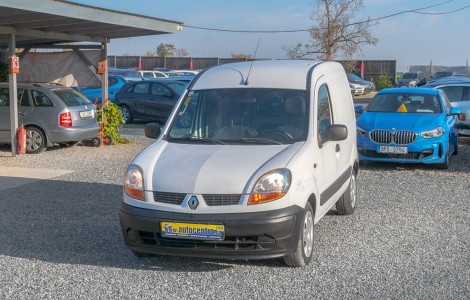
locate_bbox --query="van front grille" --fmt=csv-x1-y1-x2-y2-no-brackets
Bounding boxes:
203,194,241,206
152,192,242,206
153,192,186,205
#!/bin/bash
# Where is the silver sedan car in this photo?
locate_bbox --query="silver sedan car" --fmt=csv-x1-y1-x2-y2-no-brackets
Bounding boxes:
0,83,99,153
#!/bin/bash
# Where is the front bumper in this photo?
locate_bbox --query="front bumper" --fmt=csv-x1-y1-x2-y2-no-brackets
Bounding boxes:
119,202,304,260
357,135,449,164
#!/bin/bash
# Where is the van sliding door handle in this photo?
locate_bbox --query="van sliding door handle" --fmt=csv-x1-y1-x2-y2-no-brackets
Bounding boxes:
335,144,340,152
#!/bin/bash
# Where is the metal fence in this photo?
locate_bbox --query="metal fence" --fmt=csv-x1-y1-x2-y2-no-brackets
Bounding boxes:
107,56,396,84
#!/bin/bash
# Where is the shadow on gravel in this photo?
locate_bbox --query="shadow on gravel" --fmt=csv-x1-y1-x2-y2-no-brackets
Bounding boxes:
0,179,285,271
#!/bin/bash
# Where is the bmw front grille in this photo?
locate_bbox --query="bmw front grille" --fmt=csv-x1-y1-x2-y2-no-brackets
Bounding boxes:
370,130,417,144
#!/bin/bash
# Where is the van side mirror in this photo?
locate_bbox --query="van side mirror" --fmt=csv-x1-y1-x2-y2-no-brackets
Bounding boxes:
144,123,161,139
321,124,348,144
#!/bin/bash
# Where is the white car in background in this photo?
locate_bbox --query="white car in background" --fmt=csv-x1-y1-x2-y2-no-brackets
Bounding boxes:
139,70,168,79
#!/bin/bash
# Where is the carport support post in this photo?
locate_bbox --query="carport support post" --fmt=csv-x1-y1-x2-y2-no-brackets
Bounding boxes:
101,41,108,102
8,33,18,157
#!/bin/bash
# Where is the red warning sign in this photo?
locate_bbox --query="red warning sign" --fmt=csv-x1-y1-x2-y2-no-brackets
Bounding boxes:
10,56,19,74
97,60,107,74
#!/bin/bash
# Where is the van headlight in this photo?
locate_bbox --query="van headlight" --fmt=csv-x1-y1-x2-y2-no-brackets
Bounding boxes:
248,169,291,205
124,165,145,201
421,127,445,138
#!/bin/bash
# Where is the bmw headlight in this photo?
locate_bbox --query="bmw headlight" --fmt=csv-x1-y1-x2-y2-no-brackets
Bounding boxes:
421,127,445,139
124,164,145,201
357,126,367,137
248,169,291,205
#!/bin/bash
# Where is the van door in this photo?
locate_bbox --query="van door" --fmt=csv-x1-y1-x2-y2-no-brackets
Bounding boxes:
313,81,342,217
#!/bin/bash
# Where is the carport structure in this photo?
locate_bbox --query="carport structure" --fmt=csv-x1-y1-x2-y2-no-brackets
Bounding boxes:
0,0,183,155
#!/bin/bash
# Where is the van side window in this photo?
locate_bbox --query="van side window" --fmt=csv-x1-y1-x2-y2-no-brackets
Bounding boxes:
317,84,332,136
32,91,53,107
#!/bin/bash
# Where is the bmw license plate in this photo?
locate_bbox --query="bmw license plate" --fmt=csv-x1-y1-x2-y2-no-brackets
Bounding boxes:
161,221,225,240
79,110,93,118
378,146,408,154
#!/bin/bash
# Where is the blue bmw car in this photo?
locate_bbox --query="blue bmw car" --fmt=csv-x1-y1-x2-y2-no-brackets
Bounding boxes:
355,88,461,169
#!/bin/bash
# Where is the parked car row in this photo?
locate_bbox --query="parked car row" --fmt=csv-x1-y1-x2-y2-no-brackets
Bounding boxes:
0,74,193,154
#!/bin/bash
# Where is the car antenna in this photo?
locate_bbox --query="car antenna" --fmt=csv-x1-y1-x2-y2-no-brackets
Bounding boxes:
244,38,261,86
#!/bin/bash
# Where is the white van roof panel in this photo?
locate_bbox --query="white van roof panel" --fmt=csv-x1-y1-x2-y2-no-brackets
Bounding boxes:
192,60,323,90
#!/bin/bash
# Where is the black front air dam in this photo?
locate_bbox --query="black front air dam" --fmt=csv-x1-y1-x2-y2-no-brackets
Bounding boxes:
119,202,305,260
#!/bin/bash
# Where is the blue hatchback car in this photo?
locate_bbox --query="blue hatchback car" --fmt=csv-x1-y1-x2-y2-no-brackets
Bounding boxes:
78,75,128,104
355,88,461,169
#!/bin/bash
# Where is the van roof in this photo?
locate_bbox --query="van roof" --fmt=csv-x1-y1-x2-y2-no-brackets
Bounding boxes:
192,60,325,90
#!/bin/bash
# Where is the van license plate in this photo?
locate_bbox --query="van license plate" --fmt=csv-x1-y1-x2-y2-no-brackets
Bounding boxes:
161,221,225,240
378,146,408,154
80,110,93,118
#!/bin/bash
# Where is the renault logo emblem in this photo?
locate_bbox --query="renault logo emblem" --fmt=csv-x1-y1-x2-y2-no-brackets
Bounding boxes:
188,196,199,210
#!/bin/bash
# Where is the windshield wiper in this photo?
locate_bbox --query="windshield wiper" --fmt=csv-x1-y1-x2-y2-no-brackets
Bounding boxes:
239,138,283,145
173,136,226,145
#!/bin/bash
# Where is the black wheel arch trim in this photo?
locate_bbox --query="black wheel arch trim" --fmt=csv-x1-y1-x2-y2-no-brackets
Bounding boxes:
320,166,352,206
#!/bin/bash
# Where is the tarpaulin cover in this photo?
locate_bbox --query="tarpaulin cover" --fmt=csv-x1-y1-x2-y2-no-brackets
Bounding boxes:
17,50,102,87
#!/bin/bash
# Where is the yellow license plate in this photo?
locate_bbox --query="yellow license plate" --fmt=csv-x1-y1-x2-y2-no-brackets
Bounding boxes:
161,221,225,240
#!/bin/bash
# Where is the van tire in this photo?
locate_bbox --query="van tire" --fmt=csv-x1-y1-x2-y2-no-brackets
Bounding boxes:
336,171,356,215
283,202,314,267
25,126,47,154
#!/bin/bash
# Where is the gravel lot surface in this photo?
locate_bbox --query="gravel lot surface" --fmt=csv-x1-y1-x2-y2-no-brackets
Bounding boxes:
0,124,469,299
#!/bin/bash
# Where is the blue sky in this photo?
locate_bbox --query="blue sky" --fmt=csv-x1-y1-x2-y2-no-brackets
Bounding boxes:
71,0,470,71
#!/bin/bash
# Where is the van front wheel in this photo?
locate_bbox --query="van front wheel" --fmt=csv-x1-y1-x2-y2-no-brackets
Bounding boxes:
283,202,314,267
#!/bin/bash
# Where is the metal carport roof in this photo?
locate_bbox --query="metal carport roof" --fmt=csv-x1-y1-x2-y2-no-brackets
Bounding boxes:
0,0,183,156
0,0,183,48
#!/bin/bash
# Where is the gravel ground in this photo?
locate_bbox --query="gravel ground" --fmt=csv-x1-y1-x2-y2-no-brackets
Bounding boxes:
0,124,469,300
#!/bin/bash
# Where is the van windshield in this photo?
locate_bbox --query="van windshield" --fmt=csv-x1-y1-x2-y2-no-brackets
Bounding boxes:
167,88,309,144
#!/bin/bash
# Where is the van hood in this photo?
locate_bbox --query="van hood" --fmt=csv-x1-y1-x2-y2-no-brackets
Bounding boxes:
143,142,302,194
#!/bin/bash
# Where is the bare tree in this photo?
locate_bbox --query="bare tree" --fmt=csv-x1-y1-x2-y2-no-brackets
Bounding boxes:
284,0,378,61
174,48,189,57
